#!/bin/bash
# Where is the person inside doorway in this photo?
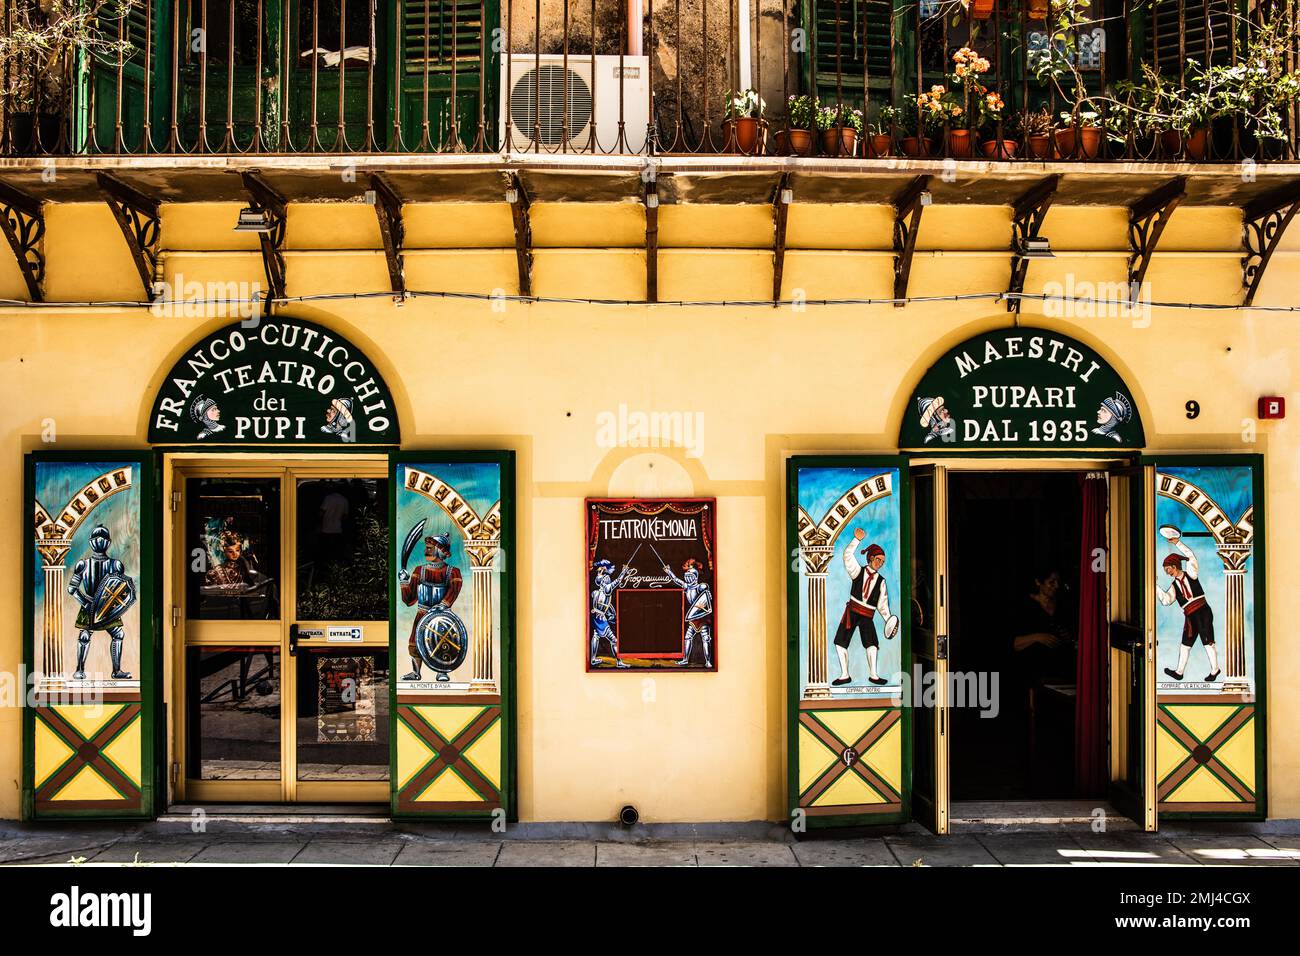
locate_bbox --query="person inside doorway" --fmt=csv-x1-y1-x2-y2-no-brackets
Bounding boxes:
1158,533,1221,682
831,528,896,687
318,482,351,569
1011,568,1075,683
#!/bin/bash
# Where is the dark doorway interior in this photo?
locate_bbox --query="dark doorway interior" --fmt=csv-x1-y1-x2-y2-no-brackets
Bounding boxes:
949,471,1099,801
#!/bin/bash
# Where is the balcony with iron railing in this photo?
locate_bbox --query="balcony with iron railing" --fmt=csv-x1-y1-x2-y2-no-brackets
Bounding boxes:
2,0,1298,162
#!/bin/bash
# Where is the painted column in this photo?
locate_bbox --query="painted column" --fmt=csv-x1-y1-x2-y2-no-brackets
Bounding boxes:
36,535,70,681
1216,537,1252,693
800,544,834,699
466,539,499,694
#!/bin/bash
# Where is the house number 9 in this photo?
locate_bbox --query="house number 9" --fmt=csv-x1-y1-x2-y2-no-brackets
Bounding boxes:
1186,400,1200,420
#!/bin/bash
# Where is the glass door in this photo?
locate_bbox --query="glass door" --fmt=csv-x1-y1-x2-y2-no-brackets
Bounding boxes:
175,459,390,804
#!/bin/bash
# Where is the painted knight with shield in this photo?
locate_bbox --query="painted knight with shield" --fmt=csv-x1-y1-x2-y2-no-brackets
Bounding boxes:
66,524,136,680
661,557,714,667
398,520,466,682
591,558,634,668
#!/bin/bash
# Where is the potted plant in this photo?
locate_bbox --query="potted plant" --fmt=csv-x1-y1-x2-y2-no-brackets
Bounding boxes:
785,94,818,156
967,0,995,19
1,0,136,154
868,105,905,157
1027,0,1050,19
906,88,946,156
979,91,1016,158
1016,107,1055,159
817,103,863,157
1028,0,1105,159
723,89,767,155
946,47,991,158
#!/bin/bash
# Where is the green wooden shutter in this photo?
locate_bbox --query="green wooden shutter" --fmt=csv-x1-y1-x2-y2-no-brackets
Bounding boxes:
811,0,895,104
24,452,158,819
788,456,911,829
402,0,485,73
1143,0,1236,75
394,0,498,149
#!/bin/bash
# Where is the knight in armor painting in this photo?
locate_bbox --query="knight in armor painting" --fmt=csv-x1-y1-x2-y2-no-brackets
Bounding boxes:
399,533,463,681
662,558,714,667
66,524,135,680
590,559,633,668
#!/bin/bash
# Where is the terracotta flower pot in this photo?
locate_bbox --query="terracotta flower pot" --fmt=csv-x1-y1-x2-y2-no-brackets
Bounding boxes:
772,128,791,156
1027,0,1049,19
867,132,893,158
821,127,857,157
947,128,975,158
901,136,933,158
970,0,995,18
725,116,766,155
787,128,815,157
1160,128,1209,161
981,138,1018,160
1055,124,1103,160
1026,133,1053,160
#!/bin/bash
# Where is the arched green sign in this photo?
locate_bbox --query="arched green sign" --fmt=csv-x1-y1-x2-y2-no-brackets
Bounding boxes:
900,328,1143,450
149,316,399,445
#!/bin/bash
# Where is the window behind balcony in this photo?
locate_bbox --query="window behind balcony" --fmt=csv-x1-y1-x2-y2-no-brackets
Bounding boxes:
402,0,486,73
1143,0,1236,76
812,0,895,98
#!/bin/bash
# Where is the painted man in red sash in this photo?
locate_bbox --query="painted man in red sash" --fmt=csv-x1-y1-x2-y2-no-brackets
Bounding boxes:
832,528,896,687
1158,533,1220,683
399,533,463,681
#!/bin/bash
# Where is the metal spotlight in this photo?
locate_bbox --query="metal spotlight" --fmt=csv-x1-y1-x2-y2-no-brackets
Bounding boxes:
1018,236,1055,258
234,206,272,233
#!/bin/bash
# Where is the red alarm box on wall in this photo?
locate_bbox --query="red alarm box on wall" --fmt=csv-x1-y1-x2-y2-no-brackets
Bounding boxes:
1258,396,1286,419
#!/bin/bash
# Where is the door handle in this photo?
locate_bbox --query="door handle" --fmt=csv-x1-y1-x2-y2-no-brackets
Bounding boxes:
289,623,298,657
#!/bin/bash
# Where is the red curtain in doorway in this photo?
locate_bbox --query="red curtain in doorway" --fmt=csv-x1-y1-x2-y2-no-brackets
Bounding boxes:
1075,473,1109,796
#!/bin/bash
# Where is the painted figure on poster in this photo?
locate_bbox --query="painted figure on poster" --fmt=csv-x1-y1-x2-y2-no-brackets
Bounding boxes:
67,524,135,680
662,558,714,667
399,532,464,681
832,528,898,686
1092,392,1133,443
1158,531,1221,682
189,395,225,440
591,558,634,668
917,396,956,444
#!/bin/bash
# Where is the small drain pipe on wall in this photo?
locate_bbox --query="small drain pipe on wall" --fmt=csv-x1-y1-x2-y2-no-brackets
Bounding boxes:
619,805,640,827
627,0,643,56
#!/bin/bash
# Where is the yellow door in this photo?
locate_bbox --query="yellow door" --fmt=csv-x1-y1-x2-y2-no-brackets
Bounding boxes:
171,456,391,804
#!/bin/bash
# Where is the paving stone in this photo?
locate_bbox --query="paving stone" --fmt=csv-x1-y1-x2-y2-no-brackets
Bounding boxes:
791,839,900,867
694,841,798,866
291,841,402,865
188,841,306,864
886,835,1000,867
975,833,1083,866
85,842,205,864
393,841,501,866
1065,833,1199,866
596,842,696,866
495,841,596,867
1168,834,1299,866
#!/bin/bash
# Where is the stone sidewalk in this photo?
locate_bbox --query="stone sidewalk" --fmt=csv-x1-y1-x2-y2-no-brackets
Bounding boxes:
2,817,1299,866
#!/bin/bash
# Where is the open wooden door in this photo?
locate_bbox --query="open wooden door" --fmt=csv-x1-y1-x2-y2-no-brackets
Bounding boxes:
788,457,911,829
909,463,948,834
1107,463,1157,831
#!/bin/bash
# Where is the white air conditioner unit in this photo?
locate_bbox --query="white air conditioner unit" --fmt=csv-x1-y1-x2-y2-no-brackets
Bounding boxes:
500,54,650,154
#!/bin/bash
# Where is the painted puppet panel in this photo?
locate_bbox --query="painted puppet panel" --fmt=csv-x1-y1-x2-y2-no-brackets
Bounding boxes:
585,498,717,672
1153,465,1260,815
32,461,142,690
793,465,905,819
30,459,147,815
393,460,505,815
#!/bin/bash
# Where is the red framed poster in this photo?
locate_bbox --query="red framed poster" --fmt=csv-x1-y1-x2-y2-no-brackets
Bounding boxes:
585,498,717,672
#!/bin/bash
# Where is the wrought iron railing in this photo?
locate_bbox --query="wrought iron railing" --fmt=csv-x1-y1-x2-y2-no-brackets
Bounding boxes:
1,0,1296,161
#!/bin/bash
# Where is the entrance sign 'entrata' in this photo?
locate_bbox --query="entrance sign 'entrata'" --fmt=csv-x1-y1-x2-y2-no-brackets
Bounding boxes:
585,498,717,672
392,455,513,818
24,454,155,818
148,316,399,444
901,328,1143,449
789,461,908,826
1152,461,1264,817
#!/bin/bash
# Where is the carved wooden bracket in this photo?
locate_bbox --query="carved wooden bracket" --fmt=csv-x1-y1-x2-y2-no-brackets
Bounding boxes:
0,179,45,302
892,175,931,308
97,172,161,300
1006,175,1060,314
370,173,406,299
1242,180,1300,307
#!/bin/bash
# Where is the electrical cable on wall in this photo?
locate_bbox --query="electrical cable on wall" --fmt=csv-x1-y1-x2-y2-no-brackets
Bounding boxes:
0,290,1295,312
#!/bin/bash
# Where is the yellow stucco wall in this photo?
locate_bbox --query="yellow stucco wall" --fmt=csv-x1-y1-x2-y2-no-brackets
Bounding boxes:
1,197,1296,822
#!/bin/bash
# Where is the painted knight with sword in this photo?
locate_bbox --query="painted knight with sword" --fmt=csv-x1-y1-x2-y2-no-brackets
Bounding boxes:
67,524,136,680
660,551,714,667
591,544,640,668
398,518,465,682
